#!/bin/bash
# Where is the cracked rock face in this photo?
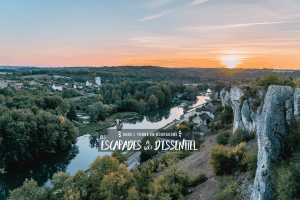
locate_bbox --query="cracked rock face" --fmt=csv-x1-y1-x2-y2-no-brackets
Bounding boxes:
250,85,294,200
294,88,300,115
230,87,245,132
220,88,232,107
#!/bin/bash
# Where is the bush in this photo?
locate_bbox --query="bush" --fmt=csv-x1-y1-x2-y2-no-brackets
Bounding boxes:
242,150,258,179
216,105,224,113
252,99,262,111
114,113,123,120
255,73,295,91
219,105,234,124
189,115,195,122
195,138,205,149
191,173,207,187
210,142,250,176
209,145,237,176
140,151,152,162
272,150,300,200
212,177,240,200
176,125,191,133
228,128,256,146
216,131,230,145
271,116,300,200
287,116,300,151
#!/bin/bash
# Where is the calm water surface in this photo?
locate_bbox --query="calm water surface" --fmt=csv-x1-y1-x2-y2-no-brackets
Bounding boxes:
0,95,209,199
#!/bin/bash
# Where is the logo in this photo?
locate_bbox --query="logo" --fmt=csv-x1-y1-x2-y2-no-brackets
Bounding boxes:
97,129,198,152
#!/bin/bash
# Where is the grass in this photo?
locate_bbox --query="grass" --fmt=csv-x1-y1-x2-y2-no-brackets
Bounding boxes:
75,117,110,137
74,111,137,137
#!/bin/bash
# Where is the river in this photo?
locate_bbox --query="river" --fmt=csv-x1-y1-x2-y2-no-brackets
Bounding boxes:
0,95,210,199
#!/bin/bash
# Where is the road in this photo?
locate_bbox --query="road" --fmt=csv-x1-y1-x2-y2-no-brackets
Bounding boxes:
127,151,141,170
163,110,197,130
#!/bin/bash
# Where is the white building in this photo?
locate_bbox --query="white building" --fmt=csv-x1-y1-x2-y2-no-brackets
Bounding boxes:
52,84,63,91
95,77,101,86
86,77,101,87
73,83,84,89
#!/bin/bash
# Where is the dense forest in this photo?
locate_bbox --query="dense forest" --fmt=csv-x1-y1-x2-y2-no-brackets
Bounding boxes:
0,87,78,173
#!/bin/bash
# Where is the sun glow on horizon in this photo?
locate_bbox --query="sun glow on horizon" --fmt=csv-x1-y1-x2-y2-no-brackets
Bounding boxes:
217,51,249,68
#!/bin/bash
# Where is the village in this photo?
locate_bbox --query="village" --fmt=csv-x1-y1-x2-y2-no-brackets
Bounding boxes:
5,75,102,95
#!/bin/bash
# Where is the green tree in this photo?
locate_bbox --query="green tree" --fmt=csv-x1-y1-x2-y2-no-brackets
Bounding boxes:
161,84,172,105
62,90,71,99
115,113,123,120
176,125,191,133
66,102,79,122
89,107,96,128
147,95,159,110
112,150,129,166
104,91,111,104
140,136,158,162
156,90,165,108
10,178,45,200
135,91,142,100
2,87,14,96
23,81,30,87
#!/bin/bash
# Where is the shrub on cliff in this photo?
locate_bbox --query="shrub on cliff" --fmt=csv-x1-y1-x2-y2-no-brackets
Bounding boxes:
228,128,255,146
255,73,294,91
272,150,300,200
219,105,234,124
212,177,240,200
210,142,251,176
209,145,237,176
216,131,230,145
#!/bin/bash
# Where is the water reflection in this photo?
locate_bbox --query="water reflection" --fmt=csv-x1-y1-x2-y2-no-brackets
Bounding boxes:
0,145,79,199
89,134,99,149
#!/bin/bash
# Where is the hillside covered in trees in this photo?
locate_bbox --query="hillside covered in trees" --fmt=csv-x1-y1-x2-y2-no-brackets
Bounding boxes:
22,66,203,84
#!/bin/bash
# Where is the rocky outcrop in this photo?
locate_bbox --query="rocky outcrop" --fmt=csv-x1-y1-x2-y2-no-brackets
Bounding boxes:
219,85,298,200
220,88,232,107
250,86,294,200
294,88,300,115
230,87,245,132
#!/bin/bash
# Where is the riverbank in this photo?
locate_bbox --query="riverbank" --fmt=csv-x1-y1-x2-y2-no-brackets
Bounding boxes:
74,111,138,137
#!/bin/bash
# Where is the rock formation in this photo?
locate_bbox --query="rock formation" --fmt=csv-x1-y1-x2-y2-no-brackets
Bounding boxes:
220,85,297,200
250,86,294,200
294,88,300,115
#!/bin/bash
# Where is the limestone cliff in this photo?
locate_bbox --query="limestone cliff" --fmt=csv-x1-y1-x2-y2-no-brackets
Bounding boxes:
219,85,298,200
250,86,294,200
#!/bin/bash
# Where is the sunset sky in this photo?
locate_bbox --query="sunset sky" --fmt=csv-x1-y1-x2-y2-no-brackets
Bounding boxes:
1,0,300,69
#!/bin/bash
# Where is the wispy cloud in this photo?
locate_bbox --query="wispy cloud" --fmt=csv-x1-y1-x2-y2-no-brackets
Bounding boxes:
145,0,173,8
139,9,177,21
184,0,209,7
179,21,300,30
139,0,209,21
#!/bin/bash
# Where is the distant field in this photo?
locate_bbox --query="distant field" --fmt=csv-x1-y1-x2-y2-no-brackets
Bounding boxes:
0,80,15,88
22,74,51,79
